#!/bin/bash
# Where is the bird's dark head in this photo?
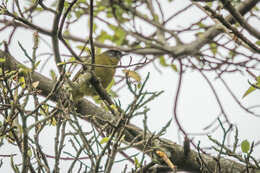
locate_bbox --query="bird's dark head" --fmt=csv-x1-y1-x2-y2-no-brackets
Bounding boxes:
104,50,126,59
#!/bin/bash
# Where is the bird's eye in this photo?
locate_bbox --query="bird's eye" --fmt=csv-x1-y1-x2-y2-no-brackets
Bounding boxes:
106,50,122,58
109,51,115,56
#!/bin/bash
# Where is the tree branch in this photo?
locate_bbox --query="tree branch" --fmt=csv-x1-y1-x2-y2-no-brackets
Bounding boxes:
1,49,259,173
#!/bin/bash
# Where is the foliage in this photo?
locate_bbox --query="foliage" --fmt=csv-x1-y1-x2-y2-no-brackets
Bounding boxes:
0,0,260,172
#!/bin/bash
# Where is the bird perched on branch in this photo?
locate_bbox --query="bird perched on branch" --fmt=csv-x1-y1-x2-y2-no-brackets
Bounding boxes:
71,49,126,100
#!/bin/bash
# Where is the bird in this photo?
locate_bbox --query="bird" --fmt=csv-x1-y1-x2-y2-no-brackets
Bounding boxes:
70,49,126,100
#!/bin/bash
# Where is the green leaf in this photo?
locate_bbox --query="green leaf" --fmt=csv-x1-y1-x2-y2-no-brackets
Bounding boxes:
253,6,259,11
196,32,204,38
159,56,178,72
109,25,126,45
242,76,260,98
154,14,159,22
106,11,113,18
57,62,66,66
0,8,7,15
50,117,56,126
93,23,97,33
125,0,132,5
210,43,217,56
50,69,57,81
35,7,44,11
100,136,110,144
134,157,141,168
96,30,112,43
96,5,106,12
27,147,32,158
34,60,41,69
77,0,86,3
255,40,260,46
18,64,31,74
159,56,167,67
198,22,207,28
123,70,141,83
114,28,126,45
0,57,6,62
241,140,250,153
76,45,90,53
206,2,213,7
228,50,236,58
75,9,84,18
19,76,26,88
40,104,49,116
170,64,178,72
106,78,115,91
243,86,256,98
64,1,69,9
68,57,76,62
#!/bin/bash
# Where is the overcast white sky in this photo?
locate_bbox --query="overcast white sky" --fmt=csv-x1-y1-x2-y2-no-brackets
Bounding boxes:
0,0,260,172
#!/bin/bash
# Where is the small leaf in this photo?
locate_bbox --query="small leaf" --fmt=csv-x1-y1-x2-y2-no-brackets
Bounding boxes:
242,76,260,98
170,64,178,72
57,62,66,66
134,157,141,168
107,90,118,98
241,140,250,153
106,78,115,91
68,57,76,62
0,57,6,62
210,43,217,56
18,64,31,75
100,136,110,144
19,76,26,88
198,22,207,28
50,117,56,126
93,23,97,33
40,104,49,116
159,56,167,67
32,81,39,88
27,147,32,158
195,32,204,38
206,2,213,7
34,60,41,69
76,45,90,53
64,1,69,8
242,86,256,98
228,50,236,58
110,104,118,112
96,30,112,43
154,14,159,22
256,40,260,46
123,70,141,83
0,8,7,15
50,69,57,81
113,28,126,45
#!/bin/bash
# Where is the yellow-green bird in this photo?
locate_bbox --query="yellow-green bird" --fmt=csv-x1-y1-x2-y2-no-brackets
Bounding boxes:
71,49,125,100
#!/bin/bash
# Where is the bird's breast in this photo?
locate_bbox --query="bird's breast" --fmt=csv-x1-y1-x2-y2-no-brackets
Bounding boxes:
95,67,115,89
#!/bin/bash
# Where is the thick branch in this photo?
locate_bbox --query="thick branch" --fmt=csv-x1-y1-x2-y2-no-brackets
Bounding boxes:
1,50,259,173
